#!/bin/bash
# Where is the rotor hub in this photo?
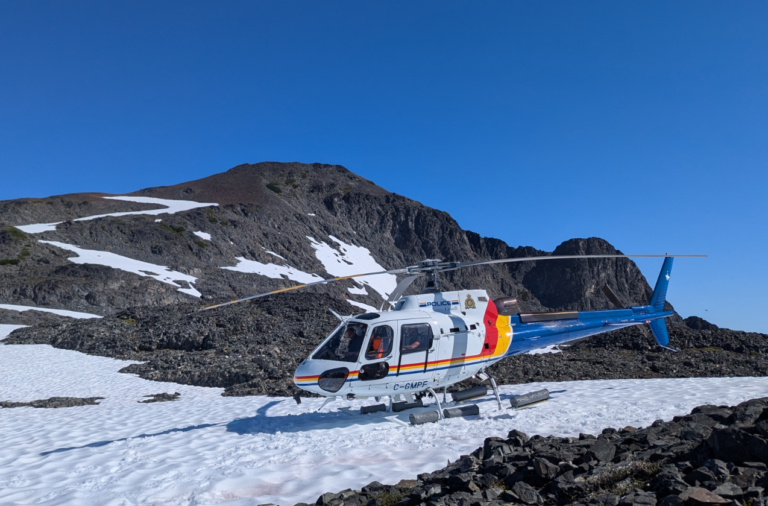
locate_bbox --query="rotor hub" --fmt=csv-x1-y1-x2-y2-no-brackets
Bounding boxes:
415,259,442,270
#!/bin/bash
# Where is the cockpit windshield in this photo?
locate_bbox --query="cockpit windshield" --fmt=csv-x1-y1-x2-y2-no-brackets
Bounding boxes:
312,321,369,363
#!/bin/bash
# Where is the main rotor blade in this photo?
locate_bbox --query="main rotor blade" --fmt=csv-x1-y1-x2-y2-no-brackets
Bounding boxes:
442,254,707,272
197,266,412,312
602,285,625,309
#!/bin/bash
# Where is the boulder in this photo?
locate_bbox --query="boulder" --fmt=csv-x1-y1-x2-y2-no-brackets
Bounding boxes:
511,482,543,505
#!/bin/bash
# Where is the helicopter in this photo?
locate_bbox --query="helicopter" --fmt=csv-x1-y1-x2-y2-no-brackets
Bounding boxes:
201,253,704,417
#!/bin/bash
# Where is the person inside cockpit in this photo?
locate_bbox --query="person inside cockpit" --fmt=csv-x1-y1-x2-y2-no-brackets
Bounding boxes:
343,326,364,361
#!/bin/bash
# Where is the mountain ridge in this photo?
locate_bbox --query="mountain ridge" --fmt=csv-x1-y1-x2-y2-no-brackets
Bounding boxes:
0,161,655,318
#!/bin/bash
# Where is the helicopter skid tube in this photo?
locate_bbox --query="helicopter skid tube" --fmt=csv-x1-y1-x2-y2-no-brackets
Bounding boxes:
450,385,488,403
361,403,387,415
443,404,480,418
510,389,550,408
391,398,425,412
409,411,440,425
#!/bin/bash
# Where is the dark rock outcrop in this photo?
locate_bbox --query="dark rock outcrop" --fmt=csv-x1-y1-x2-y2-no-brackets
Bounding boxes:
0,396,104,408
5,294,766,397
486,322,768,387
139,392,180,403
5,293,361,397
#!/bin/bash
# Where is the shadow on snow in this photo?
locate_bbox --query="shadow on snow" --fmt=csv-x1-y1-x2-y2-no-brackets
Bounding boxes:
39,389,567,454
40,422,221,456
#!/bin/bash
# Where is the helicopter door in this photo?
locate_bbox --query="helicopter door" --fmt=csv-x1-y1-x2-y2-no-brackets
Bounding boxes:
394,322,436,386
438,324,470,384
357,324,395,388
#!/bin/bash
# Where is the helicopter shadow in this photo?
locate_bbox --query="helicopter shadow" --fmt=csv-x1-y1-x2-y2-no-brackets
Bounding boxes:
226,400,402,435
40,422,220,456
227,389,569,436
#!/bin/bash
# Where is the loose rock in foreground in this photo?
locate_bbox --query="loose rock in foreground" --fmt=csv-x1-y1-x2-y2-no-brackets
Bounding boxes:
302,397,768,506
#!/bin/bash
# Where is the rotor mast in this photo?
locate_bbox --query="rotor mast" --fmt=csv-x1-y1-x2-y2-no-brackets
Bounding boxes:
418,259,443,292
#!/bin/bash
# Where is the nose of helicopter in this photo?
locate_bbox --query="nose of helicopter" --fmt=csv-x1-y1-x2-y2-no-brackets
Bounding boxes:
293,361,322,394
293,360,351,395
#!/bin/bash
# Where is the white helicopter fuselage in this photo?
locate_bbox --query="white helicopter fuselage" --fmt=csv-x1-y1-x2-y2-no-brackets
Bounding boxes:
293,289,513,398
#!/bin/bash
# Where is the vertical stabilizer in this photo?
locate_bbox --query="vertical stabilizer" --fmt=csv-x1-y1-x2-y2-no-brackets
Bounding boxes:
647,257,676,350
649,257,674,313
648,319,670,347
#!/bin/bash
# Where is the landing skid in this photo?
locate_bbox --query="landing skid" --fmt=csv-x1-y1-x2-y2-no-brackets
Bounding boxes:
317,396,337,412
314,375,543,424
476,369,503,410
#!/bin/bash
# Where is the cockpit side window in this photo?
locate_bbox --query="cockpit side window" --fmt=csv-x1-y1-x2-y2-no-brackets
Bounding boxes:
365,325,394,360
312,321,368,363
400,323,432,354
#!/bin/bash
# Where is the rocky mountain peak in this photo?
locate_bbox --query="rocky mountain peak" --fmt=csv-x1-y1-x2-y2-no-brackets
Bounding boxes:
524,237,654,311
1,161,656,321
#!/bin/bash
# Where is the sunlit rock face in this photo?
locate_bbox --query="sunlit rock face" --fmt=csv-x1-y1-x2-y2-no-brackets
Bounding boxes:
0,161,656,318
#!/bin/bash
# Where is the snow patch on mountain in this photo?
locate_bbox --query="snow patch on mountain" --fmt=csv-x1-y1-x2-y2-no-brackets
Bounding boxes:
265,250,286,261
40,241,201,297
527,345,564,355
223,257,323,284
347,299,378,313
307,235,397,300
193,231,211,241
0,304,102,319
16,196,218,234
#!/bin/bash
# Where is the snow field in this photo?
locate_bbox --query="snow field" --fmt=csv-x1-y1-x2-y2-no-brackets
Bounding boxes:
2,338,768,505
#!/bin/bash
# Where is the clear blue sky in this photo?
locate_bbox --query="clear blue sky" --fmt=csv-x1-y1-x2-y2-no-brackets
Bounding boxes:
1,2,766,333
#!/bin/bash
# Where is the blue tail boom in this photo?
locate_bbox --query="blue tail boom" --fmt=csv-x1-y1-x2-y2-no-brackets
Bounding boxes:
505,256,679,356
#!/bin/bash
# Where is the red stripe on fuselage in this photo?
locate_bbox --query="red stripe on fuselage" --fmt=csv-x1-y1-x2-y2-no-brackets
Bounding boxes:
481,300,499,356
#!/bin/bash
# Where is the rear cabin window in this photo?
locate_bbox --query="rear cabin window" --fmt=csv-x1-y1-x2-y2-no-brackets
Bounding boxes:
400,323,432,354
365,325,394,360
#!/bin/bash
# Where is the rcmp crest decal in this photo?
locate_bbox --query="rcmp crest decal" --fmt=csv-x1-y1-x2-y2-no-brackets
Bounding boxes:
465,294,476,310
